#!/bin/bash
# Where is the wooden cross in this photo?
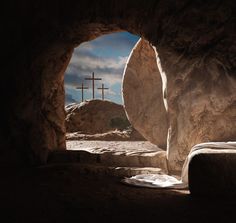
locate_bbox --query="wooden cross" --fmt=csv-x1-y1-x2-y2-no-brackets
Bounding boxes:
76,82,88,102
97,83,109,100
85,72,102,99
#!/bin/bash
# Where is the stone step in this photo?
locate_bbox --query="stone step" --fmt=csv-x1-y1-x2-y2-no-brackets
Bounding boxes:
48,149,167,172
38,163,166,177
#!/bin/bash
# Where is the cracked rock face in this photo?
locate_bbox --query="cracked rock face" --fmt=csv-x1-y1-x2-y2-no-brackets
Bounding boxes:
122,39,168,149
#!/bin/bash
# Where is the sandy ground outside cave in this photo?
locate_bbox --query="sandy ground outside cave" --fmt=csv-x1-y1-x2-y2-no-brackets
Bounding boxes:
66,140,162,155
65,140,167,170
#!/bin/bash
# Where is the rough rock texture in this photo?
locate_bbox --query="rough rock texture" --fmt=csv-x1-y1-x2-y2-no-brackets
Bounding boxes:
123,39,168,149
2,0,236,170
66,128,146,141
166,68,236,172
65,100,130,134
189,153,236,196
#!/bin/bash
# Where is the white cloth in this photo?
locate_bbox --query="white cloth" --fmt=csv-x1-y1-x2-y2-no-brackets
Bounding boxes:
122,141,236,189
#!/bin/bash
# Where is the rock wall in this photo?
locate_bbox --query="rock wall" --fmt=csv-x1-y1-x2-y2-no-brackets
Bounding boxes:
154,3,236,171
166,63,236,172
2,0,236,168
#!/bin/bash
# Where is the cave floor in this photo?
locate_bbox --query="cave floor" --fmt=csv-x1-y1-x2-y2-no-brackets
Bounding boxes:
1,165,235,223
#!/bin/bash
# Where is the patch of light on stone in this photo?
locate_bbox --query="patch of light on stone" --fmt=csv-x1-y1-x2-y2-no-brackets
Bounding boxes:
121,37,141,107
121,39,141,97
166,127,171,159
152,46,168,112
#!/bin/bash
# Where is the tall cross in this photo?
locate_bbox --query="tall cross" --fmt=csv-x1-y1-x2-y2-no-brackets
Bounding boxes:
97,83,109,100
76,82,88,102
85,72,102,99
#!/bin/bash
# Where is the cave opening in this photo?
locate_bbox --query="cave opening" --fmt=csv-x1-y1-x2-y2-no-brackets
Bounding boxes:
36,18,234,193
58,31,168,175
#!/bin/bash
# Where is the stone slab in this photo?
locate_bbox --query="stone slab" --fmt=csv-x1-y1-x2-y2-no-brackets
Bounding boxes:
189,153,236,196
48,140,168,171
122,39,168,149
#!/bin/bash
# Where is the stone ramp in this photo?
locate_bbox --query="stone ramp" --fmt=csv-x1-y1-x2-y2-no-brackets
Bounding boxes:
48,141,168,175
40,163,165,177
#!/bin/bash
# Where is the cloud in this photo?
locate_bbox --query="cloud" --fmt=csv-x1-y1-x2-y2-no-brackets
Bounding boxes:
64,32,139,105
107,88,119,96
65,93,77,105
65,50,127,87
64,49,127,104
79,32,139,53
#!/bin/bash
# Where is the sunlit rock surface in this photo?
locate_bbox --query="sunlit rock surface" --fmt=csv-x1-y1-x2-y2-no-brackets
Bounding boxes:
165,53,236,172
123,39,168,149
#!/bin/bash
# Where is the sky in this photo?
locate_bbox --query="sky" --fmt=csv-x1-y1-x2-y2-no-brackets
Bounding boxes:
64,32,140,105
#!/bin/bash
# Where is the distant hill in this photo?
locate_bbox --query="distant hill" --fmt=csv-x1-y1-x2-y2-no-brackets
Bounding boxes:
65,99,145,141
65,99,130,134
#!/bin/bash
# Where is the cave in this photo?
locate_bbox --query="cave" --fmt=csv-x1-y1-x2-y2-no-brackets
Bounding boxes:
1,0,236,222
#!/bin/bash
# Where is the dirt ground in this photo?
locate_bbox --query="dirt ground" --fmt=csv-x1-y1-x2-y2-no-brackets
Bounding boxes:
1,165,235,223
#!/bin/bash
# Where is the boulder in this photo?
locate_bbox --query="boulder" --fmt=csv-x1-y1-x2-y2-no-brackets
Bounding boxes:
122,39,168,149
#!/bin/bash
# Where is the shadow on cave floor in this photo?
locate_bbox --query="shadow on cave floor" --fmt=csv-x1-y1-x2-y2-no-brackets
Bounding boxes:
0,166,235,223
